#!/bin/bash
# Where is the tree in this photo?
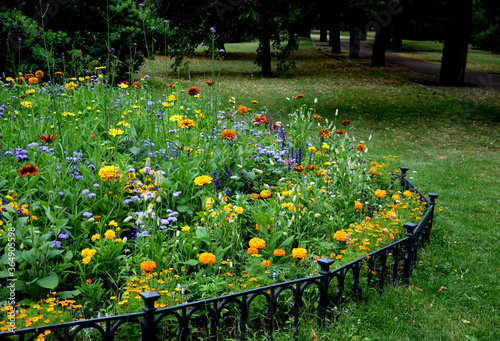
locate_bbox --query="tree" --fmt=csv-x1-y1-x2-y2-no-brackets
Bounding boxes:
439,0,473,86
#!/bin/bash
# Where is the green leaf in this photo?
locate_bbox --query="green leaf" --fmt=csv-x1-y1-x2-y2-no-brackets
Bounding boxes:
177,205,189,213
56,290,81,299
37,272,59,289
185,259,199,266
46,249,64,261
0,270,9,278
63,250,73,263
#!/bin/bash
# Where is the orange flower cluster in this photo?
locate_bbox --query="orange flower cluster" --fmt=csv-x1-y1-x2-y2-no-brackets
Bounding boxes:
140,260,157,272
249,237,266,251
318,129,331,139
273,249,286,256
334,231,349,242
221,129,236,140
199,252,216,265
292,248,307,259
188,87,200,96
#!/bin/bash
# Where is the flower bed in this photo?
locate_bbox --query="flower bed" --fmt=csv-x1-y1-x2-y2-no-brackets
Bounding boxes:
0,72,428,335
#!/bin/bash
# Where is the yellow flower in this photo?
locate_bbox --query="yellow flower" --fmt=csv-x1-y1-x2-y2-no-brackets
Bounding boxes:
354,201,362,210
82,256,91,265
91,234,101,242
194,175,212,186
99,165,118,182
21,101,32,108
168,95,177,101
108,128,124,137
392,194,401,202
251,100,258,104
260,190,271,199
65,82,77,90
262,260,271,267
292,247,307,259
199,252,216,265
235,207,244,214
181,225,190,232
104,230,116,240
169,115,184,122
120,83,129,89
108,220,118,227
179,119,195,129
117,121,130,128
61,112,75,116
403,190,413,198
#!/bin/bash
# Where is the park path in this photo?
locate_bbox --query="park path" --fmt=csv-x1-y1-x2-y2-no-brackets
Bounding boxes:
310,35,500,90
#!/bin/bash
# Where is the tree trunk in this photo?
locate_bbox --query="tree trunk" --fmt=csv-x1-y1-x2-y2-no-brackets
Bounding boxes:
320,28,328,42
371,24,390,66
348,6,362,58
261,36,273,76
439,0,473,86
329,1,342,53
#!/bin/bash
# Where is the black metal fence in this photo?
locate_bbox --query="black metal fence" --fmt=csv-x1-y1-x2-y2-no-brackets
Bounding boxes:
1,167,438,341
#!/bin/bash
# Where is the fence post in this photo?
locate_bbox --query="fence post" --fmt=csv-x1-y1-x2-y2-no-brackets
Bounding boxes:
317,257,335,327
403,222,417,285
399,166,409,188
140,291,161,341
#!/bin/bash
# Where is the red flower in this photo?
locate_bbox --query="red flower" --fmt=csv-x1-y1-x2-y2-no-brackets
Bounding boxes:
254,116,269,125
17,164,40,178
24,74,35,80
132,81,142,88
293,166,305,172
341,120,351,126
295,94,305,99
188,87,200,96
206,80,215,86
335,129,346,134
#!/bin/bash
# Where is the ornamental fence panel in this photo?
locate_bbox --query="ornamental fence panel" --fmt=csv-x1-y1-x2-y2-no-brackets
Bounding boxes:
0,166,438,341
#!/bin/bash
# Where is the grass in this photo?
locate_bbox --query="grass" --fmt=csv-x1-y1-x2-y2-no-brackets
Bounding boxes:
139,36,500,340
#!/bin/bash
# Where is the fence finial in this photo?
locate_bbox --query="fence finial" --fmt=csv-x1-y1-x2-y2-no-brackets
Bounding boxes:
317,257,335,275
399,166,409,177
140,291,161,341
428,193,438,205
404,222,417,237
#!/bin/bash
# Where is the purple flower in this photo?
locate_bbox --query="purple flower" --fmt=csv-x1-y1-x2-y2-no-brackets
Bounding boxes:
124,199,133,205
163,20,168,23
82,189,90,195
83,212,93,218
50,241,61,248
173,191,181,197
86,193,96,199
58,191,64,196
202,45,206,49
219,49,225,53
144,75,150,79
151,27,156,30
58,230,69,239
210,27,216,34
139,3,145,6
93,183,100,188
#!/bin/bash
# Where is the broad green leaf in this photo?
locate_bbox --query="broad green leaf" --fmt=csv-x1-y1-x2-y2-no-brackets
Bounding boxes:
37,272,59,289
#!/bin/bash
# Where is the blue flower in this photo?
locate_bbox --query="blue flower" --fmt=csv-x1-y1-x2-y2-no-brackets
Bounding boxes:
83,212,93,218
58,191,64,196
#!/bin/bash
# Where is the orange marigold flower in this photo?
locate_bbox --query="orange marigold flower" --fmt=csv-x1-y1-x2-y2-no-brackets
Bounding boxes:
334,231,349,242
374,189,386,199
237,106,248,114
247,247,258,255
354,201,362,210
260,190,271,199
16,77,24,85
35,70,44,78
55,71,64,76
273,249,286,257
295,94,304,99
318,129,331,139
293,165,305,172
25,73,34,80
392,194,401,202
188,87,200,96
221,129,236,140
29,77,39,85
199,252,216,264
206,80,215,86
140,260,157,272
355,144,366,151
17,163,40,178
98,165,118,182
292,247,307,259
403,190,413,198
306,165,316,170
335,129,346,134
262,260,271,267
249,237,266,250
311,114,322,120
250,193,259,200
132,81,142,88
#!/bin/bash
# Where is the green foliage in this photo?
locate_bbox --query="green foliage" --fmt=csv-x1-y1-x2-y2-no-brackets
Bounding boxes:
0,8,71,75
